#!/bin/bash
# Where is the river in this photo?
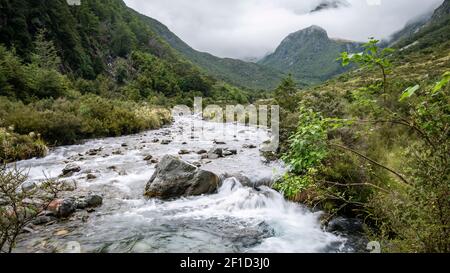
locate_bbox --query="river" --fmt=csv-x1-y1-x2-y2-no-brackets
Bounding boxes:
13,115,358,253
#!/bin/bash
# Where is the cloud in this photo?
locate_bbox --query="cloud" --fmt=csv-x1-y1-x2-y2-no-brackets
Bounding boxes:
124,0,444,59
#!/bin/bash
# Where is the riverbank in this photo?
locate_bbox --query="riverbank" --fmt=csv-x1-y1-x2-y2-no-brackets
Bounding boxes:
9,115,363,253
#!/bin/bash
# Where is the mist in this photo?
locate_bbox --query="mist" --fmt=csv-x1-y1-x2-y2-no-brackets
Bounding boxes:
124,0,444,59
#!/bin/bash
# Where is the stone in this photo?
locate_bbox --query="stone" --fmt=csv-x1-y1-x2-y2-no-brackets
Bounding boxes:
85,194,103,208
144,155,219,199
150,159,159,164
32,215,57,226
196,149,207,155
62,164,81,176
21,181,37,192
76,194,103,209
161,139,172,145
326,217,365,234
208,154,220,160
87,174,97,180
208,148,223,158
48,198,76,218
178,149,190,155
214,140,227,145
144,155,153,161
60,180,77,191
243,144,257,149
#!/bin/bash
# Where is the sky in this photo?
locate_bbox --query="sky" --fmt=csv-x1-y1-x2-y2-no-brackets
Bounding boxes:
124,0,444,60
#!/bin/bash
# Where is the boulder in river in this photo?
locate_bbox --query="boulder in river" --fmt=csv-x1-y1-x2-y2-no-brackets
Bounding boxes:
61,164,81,176
48,198,77,218
143,155,153,161
208,148,223,159
161,139,172,145
76,194,103,209
144,155,219,199
243,144,257,149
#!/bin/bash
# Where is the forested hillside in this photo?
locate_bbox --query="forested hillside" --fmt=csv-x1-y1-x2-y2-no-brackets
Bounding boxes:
0,0,256,163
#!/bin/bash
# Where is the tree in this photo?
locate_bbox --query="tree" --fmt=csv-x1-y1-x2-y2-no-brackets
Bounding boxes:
339,38,394,95
31,29,61,71
274,75,298,112
0,167,63,253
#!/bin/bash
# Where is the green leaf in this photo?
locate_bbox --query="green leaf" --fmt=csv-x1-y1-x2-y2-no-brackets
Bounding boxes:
399,85,420,102
432,71,450,94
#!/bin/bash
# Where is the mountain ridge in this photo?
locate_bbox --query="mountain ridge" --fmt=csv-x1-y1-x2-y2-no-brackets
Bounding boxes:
140,15,286,90
259,25,362,85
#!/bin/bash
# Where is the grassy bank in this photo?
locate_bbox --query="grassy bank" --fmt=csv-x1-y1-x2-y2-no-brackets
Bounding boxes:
273,40,450,252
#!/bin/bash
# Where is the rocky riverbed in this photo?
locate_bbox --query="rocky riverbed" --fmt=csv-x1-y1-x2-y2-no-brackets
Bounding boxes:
12,115,364,253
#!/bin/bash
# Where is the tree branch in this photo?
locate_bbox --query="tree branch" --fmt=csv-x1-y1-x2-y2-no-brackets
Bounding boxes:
329,143,411,185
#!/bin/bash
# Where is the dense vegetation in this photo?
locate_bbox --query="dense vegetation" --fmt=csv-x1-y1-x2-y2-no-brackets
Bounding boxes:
274,27,449,252
0,0,257,163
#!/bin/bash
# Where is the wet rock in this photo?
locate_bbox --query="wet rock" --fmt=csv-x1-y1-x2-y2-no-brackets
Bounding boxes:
222,150,234,157
85,195,103,207
214,140,226,145
243,144,257,149
208,153,220,160
201,154,209,160
76,194,103,209
150,158,159,164
55,229,70,236
22,181,37,192
121,143,128,147
62,164,81,176
191,161,202,167
60,180,77,191
144,155,219,199
220,173,253,187
152,138,160,143
182,142,188,145
107,166,117,171
32,215,57,226
48,198,76,218
326,217,365,234
161,139,172,145
196,149,207,155
112,150,122,155
86,174,97,180
208,148,223,159
178,149,190,155
144,155,153,161
87,148,102,156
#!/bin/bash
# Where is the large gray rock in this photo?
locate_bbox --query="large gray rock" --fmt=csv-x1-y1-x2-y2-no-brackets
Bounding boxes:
144,155,219,199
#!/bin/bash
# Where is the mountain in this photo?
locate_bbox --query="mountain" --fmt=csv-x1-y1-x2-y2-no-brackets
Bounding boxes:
141,16,285,90
388,12,433,46
259,25,361,85
310,0,350,13
391,0,450,51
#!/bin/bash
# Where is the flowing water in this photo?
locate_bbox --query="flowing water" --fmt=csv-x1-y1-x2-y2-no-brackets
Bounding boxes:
13,116,355,253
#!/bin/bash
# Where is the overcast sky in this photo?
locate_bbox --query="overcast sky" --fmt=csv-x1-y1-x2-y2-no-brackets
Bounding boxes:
124,0,444,59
